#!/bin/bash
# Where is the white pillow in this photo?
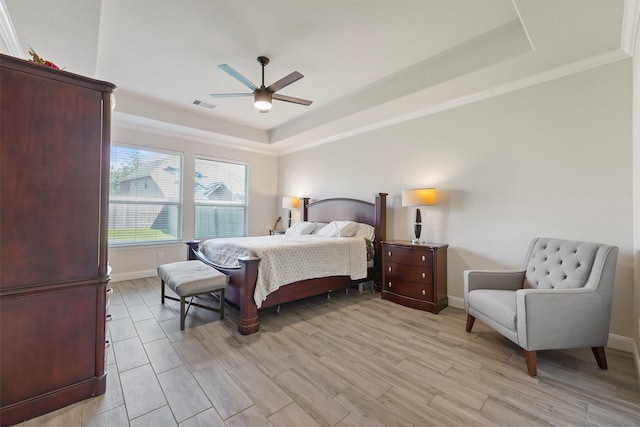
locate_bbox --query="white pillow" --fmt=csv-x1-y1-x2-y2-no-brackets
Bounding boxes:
310,222,328,234
315,220,359,237
353,223,375,241
285,221,317,236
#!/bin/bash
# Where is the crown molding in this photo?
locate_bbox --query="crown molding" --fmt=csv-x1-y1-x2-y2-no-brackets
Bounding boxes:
112,112,277,157
492,49,630,98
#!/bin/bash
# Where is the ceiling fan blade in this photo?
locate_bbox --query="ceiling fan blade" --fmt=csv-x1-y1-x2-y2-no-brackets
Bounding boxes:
267,71,303,93
218,64,258,91
209,93,253,98
272,93,313,106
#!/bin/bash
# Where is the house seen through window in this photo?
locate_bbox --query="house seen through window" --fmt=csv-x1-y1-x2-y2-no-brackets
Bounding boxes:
195,157,247,239
109,144,183,246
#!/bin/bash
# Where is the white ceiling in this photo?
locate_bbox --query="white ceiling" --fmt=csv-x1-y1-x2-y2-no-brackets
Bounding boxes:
1,0,633,154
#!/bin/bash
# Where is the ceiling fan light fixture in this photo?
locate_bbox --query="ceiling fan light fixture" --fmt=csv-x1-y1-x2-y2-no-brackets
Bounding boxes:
254,89,272,110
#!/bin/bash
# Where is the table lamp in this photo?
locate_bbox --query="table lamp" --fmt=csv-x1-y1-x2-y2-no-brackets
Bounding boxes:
401,188,436,244
282,196,300,228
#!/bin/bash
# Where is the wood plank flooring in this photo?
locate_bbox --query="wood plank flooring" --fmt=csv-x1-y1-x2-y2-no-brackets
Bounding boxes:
16,277,640,426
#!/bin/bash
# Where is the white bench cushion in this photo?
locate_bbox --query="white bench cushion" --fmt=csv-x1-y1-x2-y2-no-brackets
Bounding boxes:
158,261,228,297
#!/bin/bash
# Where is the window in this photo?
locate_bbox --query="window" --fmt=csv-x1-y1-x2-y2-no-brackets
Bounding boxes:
194,157,247,239
109,144,183,246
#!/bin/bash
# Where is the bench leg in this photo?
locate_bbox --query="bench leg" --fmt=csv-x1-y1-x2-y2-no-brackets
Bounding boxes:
219,289,225,320
180,297,186,331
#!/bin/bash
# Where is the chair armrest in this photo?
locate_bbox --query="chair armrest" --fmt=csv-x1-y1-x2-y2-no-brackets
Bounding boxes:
515,288,610,350
464,270,525,293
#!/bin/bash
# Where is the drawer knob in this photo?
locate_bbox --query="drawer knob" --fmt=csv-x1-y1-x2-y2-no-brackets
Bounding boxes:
388,282,392,288
388,250,392,257
105,339,111,349
106,314,113,322
422,272,426,279
421,255,426,262
388,266,392,272
422,290,426,296
106,287,113,295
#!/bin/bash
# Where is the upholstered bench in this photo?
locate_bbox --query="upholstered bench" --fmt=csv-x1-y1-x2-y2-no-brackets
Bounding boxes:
158,261,229,330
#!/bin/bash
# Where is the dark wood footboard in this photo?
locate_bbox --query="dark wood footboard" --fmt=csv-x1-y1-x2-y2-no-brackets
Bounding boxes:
186,240,261,334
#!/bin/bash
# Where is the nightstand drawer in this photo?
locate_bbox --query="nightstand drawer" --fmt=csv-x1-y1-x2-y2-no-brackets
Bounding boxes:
384,246,433,267
384,280,433,301
384,262,432,285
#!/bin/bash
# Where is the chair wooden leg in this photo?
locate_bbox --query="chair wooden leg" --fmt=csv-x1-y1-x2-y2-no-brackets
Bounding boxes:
465,314,475,332
592,346,608,370
523,350,537,377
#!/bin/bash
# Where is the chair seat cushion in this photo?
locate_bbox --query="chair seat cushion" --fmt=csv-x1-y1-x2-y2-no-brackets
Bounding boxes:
158,261,228,297
467,289,517,332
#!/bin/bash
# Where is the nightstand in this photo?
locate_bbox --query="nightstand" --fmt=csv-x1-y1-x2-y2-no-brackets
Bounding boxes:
269,229,285,235
381,240,448,313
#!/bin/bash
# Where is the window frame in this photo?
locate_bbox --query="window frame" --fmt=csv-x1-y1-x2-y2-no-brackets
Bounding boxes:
108,142,184,247
194,155,249,240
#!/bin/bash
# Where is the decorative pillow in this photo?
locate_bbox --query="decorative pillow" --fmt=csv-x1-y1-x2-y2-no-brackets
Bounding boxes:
285,221,317,236
315,220,359,237
353,223,375,241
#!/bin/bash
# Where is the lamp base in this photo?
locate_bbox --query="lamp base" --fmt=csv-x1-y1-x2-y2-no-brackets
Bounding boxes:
410,239,421,245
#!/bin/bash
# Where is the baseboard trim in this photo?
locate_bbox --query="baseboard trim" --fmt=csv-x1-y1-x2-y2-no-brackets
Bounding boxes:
447,295,464,309
110,269,156,283
607,333,634,353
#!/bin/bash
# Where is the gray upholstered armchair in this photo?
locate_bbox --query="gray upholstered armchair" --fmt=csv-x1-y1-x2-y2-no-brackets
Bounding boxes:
464,237,618,377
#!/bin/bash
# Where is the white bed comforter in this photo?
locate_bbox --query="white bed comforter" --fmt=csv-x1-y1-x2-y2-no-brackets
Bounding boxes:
199,235,368,308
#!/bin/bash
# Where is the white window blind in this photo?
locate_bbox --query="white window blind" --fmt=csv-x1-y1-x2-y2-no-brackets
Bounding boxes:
109,144,183,246
194,158,247,239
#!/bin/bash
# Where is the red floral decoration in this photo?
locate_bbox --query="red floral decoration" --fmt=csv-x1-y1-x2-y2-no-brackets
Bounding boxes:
28,47,60,69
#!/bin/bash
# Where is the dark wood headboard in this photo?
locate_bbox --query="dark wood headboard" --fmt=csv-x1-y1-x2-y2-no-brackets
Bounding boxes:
302,193,388,264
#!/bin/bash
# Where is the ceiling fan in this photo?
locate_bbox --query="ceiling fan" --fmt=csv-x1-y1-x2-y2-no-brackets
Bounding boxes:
210,56,312,113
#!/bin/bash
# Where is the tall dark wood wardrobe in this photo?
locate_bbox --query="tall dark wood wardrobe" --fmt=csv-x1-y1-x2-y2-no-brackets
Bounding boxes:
0,54,115,426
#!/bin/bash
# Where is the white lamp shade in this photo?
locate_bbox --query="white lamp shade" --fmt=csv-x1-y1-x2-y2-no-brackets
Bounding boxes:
401,188,436,207
282,197,300,209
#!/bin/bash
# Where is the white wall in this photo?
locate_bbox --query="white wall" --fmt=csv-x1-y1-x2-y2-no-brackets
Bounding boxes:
278,60,633,339
108,126,278,281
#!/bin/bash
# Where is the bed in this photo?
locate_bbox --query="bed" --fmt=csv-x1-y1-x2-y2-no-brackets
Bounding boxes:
186,192,387,335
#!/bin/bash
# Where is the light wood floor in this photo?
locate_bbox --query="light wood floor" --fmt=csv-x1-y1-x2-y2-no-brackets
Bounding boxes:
18,277,640,427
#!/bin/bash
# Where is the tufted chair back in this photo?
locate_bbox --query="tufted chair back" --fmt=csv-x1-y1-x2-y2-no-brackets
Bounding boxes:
523,238,602,290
